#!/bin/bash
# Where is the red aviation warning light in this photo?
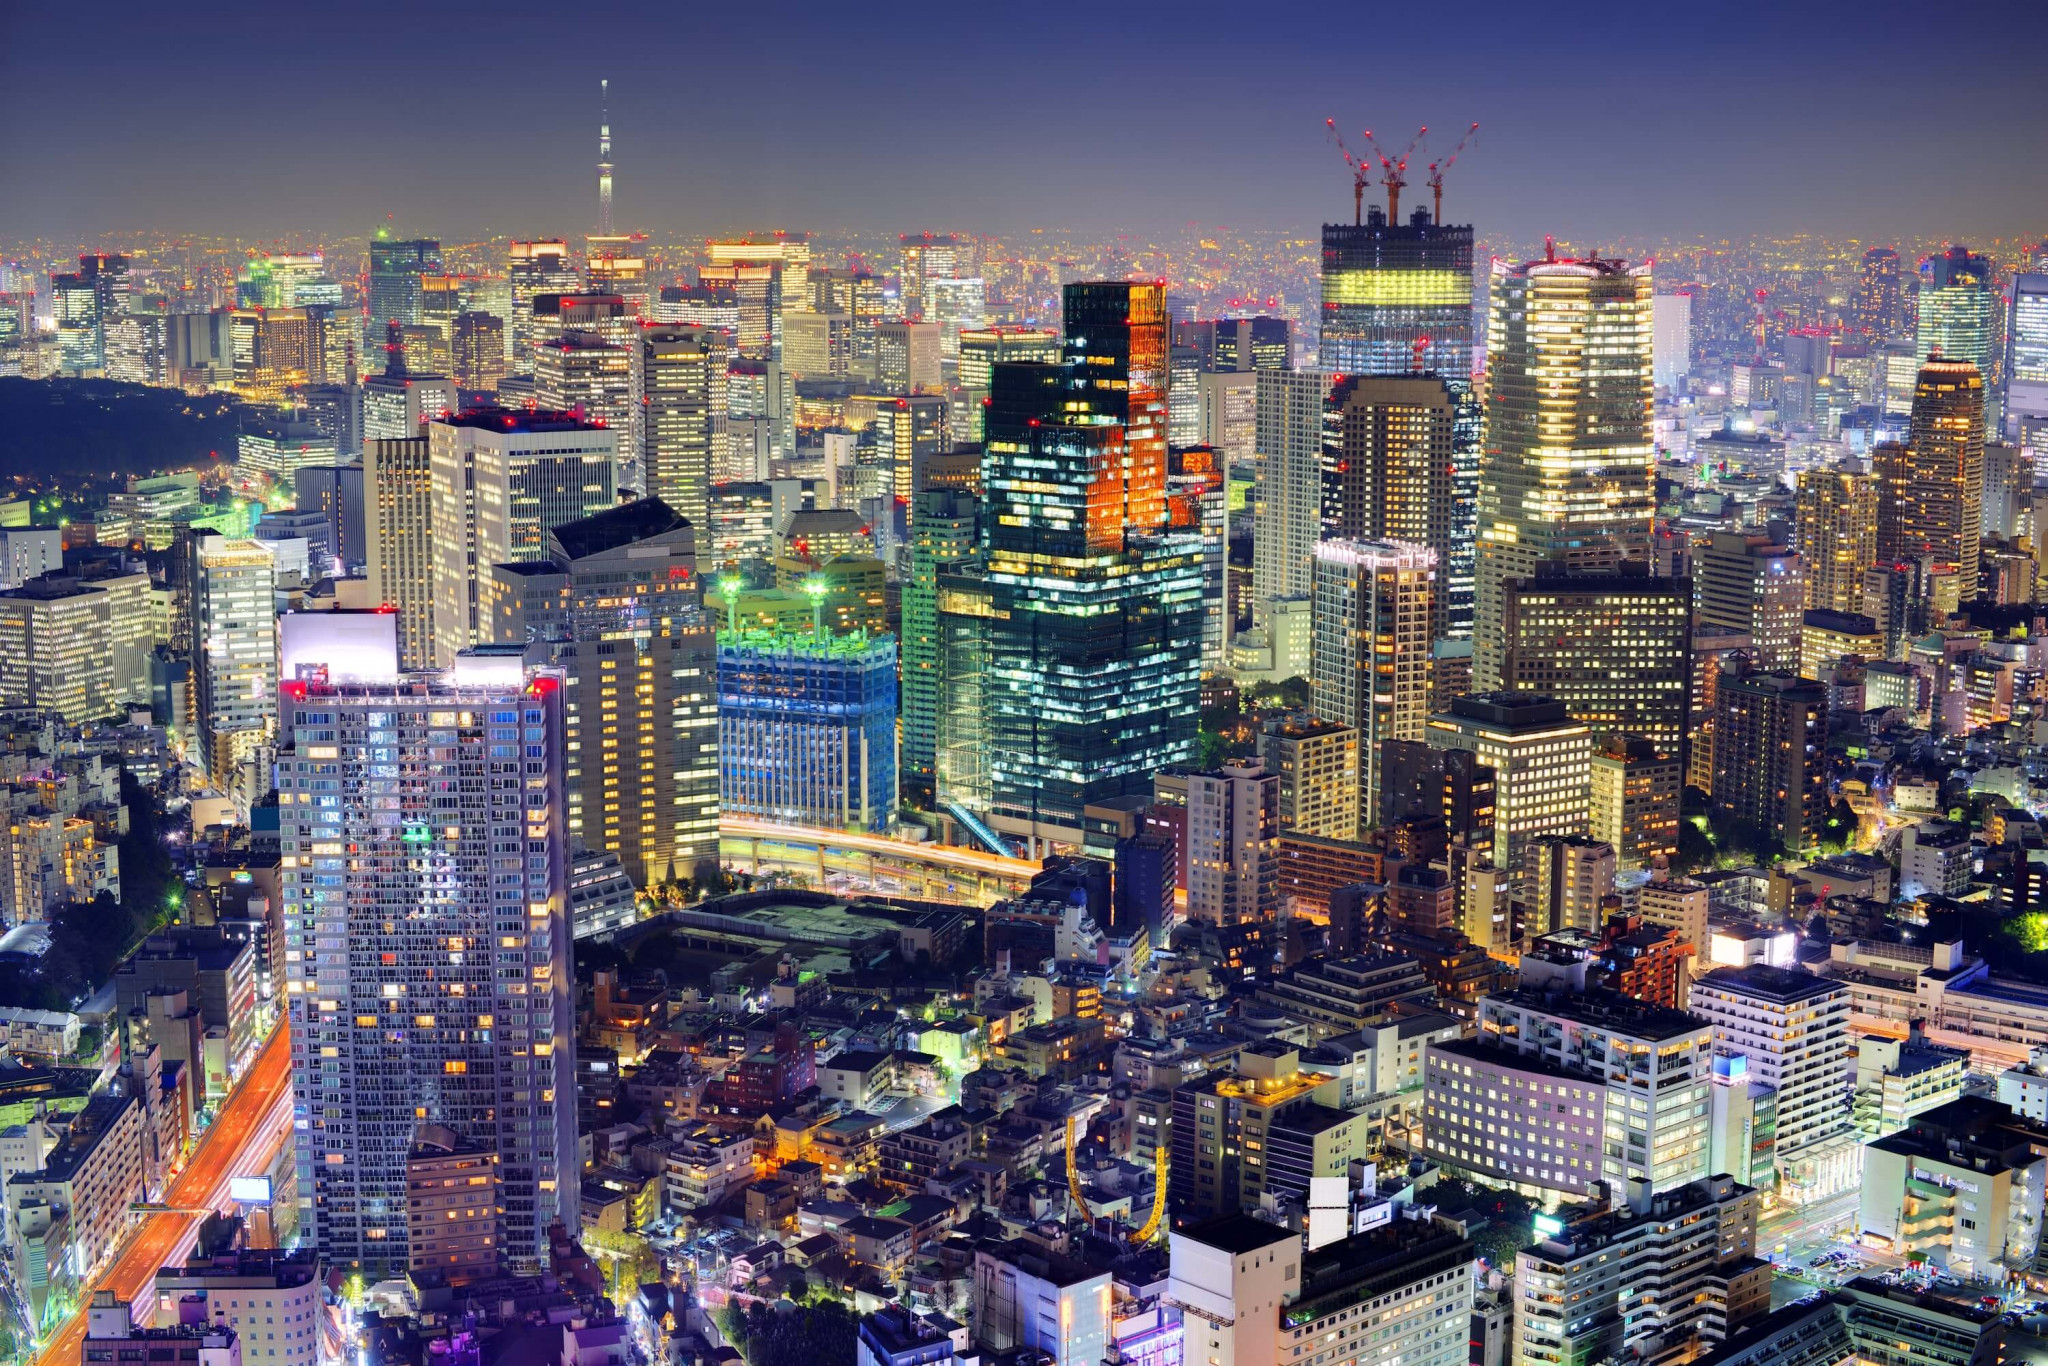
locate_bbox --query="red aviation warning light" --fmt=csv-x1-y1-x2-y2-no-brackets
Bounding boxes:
1364,126,1427,220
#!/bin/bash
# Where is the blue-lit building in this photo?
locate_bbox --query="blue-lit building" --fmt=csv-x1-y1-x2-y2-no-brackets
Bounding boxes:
718,628,897,832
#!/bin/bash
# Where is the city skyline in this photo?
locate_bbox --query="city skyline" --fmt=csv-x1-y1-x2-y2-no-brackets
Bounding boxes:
6,0,2048,245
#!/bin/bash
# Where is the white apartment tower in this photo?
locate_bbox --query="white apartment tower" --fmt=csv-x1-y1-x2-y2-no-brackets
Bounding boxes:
1184,762,1281,927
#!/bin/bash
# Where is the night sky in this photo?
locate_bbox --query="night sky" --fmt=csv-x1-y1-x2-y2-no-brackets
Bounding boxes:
4,0,2046,245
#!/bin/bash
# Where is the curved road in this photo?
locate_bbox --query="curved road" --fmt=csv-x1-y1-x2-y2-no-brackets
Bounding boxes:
37,1018,293,1366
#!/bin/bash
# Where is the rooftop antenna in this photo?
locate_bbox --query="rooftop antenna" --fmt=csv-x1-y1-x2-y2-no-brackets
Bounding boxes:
598,79,614,235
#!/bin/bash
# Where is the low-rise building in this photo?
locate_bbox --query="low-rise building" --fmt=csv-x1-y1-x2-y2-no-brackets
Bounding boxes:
1858,1096,2048,1278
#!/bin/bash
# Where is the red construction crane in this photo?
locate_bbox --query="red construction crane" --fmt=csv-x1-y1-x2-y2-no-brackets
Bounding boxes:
1325,118,1374,226
1364,126,1427,220
1424,122,1480,223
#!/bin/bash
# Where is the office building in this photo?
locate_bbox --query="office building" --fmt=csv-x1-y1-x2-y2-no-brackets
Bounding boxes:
191,536,277,788
1859,1098,2048,1277
1512,1176,1765,1366
2009,272,2048,442
1498,563,1691,757
1691,965,1855,1202
151,1247,325,1366
361,371,457,442
717,627,897,832
1793,467,1878,615
1695,533,1803,674
875,321,942,396
902,490,979,793
1184,762,1281,927
957,326,1058,440
278,641,577,1276
0,577,117,723
640,325,728,531
507,240,580,369
533,332,634,448
979,284,1205,846
1710,671,1826,854
451,311,504,392
1799,610,1883,681
488,500,719,886
1474,251,1654,691
366,235,442,356
1426,693,1591,875
427,410,618,664
0,526,60,590
1589,734,1681,871
1252,368,1335,621
1917,245,1999,433
1325,374,1456,638
1876,357,1987,601
1257,715,1360,841
1424,988,1714,1202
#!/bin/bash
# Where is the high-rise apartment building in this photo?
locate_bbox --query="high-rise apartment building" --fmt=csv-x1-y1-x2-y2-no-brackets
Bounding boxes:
191,536,277,789
1794,467,1878,615
1257,715,1361,841
1691,965,1855,1202
428,411,618,665
1854,247,1904,339
639,325,728,531
278,637,576,1276
978,284,1205,846
1321,207,1479,635
1523,834,1617,934
1252,368,1335,621
1875,357,1987,601
1498,563,1691,758
1694,533,1804,673
364,436,437,670
1917,245,1999,433
902,490,980,794
1711,671,1827,853
487,500,719,887
1325,374,1456,638
1474,252,1654,691
1425,988,1714,1202
1427,692,1591,876
1184,762,1281,927
1309,540,1436,814
717,627,897,832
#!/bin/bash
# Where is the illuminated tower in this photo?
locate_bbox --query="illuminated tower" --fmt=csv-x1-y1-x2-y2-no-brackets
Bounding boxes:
507,242,580,370
1319,206,1477,634
1309,540,1437,815
979,282,1205,846
597,79,613,236
1917,246,1998,432
1472,249,1655,692
2007,271,2048,444
640,325,730,532
1875,356,1986,601
366,233,442,364
1793,467,1878,615
1325,374,1456,639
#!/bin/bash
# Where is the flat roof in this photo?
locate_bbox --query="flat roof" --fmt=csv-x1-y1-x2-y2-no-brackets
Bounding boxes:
1174,1212,1299,1256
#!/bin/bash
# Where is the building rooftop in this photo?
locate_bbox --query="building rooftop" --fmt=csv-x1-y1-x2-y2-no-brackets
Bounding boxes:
1694,965,1845,1004
1174,1212,1300,1256
551,497,685,563
435,407,607,435
1490,987,1710,1042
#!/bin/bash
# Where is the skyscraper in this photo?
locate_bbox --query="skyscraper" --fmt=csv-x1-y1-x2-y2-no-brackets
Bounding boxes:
979,283,1206,847
1875,357,1986,601
902,490,980,795
367,234,443,362
191,535,278,789
452,312,504,392
1309,540,1436,815
1319,206,1479,635
596,78,613,235
1498,563,1691,759
506,241,580,371
1694,532,1804,673
1426,692,1592,874
487,500,719,887
1325,374,1456,638
1473,250,1655,692
1183,762,1281,926
428,411,620,665
1651,293,1692,391
717,627,898,832
1854,247,1903,339
1793,467,1879,615
1252,368,1335,621
534,333,634,448
1711,670,1827,852
364,436,437,670
2006,271,2048,444
278,635,576,1276
1917,246,1999,433
640,325,729,532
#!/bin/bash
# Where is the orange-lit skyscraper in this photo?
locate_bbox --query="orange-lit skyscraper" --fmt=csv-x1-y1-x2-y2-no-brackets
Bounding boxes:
1874,356,1986,600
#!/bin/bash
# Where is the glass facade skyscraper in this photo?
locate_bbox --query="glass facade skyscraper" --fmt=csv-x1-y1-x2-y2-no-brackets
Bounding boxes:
978,282,1205,847
1319,207,1478,635
717,628,898,832
1917,245,1998,433
2007,271,2048,442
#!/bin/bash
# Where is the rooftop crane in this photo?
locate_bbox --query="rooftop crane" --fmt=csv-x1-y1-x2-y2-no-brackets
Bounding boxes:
1424,122,1480,223
1364,126,1428,220
1325,118,1374,226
